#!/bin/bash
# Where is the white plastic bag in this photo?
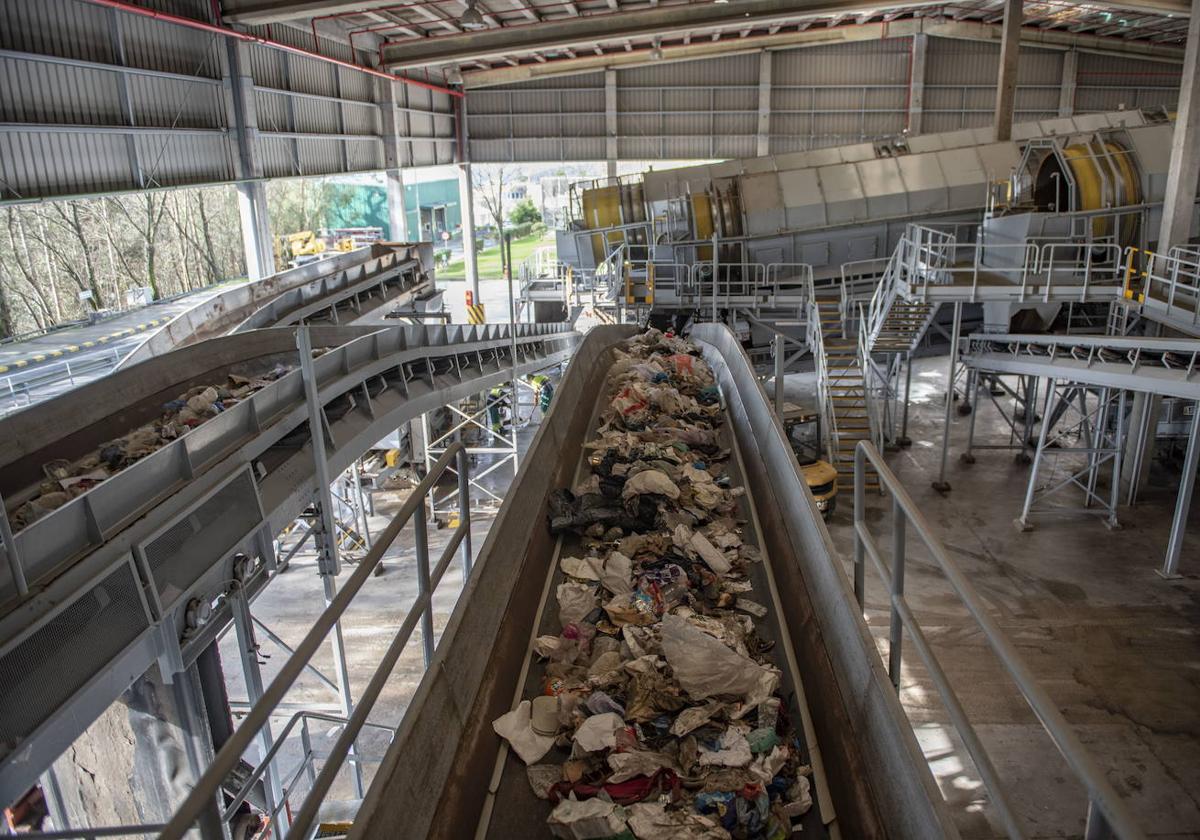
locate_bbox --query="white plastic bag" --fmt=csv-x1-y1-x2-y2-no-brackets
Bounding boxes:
660,614,779,705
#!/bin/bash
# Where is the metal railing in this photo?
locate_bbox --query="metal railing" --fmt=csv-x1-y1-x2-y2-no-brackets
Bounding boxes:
806,286,840,465
221,711,396,830
852,440,1144,840
0,347,125,417
689,261,769,304
1124,246,1200,328
159,441,474,840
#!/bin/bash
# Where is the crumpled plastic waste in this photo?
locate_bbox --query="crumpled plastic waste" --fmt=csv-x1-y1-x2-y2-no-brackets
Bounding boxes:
10,363,295,530
547,797,629,839
513,330,814,839
493,699,556,764
621,469,680,501
627,801,728,840
572,711,626,752
661,613,780,707
698,728,753,768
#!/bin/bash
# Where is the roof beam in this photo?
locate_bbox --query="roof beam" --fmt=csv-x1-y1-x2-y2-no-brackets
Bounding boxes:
220,0,1189,29
380,0,950,68
383,0,1190,69
460,16,1186,86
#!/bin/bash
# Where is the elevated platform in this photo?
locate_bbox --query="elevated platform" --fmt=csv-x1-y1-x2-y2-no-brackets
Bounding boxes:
961,333,1200,399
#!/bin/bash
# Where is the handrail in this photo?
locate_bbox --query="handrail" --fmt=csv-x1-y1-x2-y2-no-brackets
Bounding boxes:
160,442,472,840
1124,246,1200,327
853,440,1144,840
0,347,124,417
805,276,839,464
14,827,165,839
220,710,397,822
858,313,885,453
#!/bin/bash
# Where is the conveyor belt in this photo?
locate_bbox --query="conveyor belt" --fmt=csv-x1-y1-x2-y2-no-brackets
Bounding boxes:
231,255,426,331
476,352,831,838
119,244,433,368
354,325,958,840
0,322,577,805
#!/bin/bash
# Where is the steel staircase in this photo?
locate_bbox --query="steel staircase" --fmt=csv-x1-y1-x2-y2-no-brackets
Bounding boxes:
811,286,877,490
872,299,939,353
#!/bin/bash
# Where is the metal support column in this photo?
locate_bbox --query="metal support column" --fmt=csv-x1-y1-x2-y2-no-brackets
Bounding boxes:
107,8,144,189
229,584,284,839
0,491,26,596
296,327,363,798
459,162,479,300
888,495,906,692
773,333,784,416
756,50,772,157
711,233,719,324
380,78,410,242
898,352,913,447
963,367,982,464
1058,50,1078,117
1018,377,1057,531
932,301,962,492
351,460,372,550
1157,0,1200,252
1161,400,1200,578
225,41,273,281
992,0,1021,142
907,33,928,136
605,68,618,179
456,446,473,577
1122,392,1159,505
414,497,436,666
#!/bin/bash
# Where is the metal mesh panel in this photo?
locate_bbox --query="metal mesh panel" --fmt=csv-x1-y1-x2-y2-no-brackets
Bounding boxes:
143,470,262,608
0,561,148,754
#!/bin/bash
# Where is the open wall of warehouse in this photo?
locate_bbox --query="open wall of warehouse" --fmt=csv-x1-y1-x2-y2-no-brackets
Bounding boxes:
465,36,1184,163
0,0,454,203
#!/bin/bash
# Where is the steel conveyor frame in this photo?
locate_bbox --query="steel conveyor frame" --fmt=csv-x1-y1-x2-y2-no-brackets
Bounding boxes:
352,324,956,839
0,323,577,805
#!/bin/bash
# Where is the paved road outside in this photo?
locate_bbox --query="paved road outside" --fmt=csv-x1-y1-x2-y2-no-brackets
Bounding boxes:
0,285,231,415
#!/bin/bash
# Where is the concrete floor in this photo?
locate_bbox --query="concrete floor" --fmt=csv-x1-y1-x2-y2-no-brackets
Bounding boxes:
819,357,1200,839
220,350,1200,836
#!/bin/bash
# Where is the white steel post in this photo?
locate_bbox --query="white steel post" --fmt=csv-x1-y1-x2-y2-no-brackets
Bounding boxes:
1161,400,1200,578
932,301,962,492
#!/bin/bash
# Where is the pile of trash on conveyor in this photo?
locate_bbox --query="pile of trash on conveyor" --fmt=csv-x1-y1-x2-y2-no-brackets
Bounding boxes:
10,363,296,530
494,329,813,840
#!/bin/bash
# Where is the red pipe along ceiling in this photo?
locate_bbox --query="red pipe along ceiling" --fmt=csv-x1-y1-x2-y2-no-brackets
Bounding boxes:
79,0,464,97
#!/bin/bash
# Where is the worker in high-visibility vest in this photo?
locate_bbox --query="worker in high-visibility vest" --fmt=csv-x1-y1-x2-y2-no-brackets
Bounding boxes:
529,374,554,417
486,386,508,437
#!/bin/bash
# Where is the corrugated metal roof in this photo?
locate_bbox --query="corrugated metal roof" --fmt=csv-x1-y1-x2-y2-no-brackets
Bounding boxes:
0,0,446,200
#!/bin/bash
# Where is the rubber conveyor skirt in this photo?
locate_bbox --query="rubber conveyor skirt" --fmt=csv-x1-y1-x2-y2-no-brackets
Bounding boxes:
352,324,959,840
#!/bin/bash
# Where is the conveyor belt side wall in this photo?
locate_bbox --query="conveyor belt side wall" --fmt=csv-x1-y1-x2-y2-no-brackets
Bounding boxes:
691,324,958,840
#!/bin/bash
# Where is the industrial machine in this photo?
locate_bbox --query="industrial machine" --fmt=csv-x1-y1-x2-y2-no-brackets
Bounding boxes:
553,108,1177,337
279,230,327,267
278,227,386,269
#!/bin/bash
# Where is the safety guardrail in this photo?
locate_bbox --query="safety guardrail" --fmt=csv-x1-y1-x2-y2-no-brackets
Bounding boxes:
0,348,124,418
852,440,1144,840
805,287,841,465
160,441,472,839
1123,246,1200,329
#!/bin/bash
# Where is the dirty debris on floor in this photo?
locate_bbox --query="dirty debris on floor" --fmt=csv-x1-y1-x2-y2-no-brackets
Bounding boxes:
494,330,815,840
